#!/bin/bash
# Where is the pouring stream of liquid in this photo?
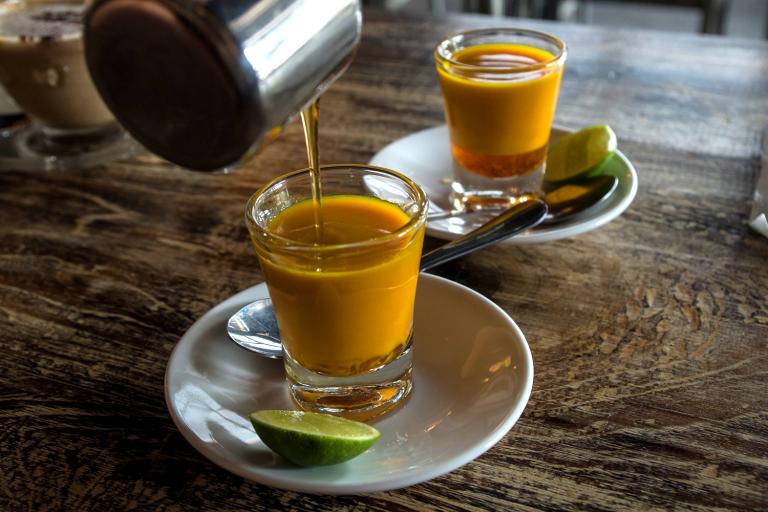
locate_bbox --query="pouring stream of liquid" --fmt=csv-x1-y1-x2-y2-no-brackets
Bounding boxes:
300,101,323,243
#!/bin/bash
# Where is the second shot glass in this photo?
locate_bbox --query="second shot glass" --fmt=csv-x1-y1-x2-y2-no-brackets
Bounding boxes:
435,28,567,206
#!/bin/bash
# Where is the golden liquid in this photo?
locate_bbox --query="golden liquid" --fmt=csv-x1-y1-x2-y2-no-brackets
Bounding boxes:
260,195,423,376
300,101,323,241
437,43,564,177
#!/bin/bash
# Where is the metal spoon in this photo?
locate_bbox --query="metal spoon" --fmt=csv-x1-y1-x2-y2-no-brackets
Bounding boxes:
227,198,548,357
427,174,619,223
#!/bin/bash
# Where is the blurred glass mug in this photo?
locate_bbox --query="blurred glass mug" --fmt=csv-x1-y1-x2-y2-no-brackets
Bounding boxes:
0,0,135,169
84,0,362,171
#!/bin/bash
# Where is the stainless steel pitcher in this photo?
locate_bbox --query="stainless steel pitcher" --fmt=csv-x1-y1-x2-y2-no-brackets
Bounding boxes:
85,0,361,171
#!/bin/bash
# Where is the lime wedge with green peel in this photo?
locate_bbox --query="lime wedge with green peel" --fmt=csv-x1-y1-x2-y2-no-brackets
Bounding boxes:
249,410,381,466
545,125,617,183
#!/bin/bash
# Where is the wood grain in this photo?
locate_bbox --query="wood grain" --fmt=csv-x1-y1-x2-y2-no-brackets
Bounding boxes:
1,8,767,511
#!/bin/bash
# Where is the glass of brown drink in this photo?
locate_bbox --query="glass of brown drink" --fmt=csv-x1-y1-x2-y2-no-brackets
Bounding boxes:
0,0,135,170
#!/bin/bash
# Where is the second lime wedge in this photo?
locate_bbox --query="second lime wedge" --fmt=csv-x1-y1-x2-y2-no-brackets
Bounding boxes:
545,125,617,183
249,410,381,466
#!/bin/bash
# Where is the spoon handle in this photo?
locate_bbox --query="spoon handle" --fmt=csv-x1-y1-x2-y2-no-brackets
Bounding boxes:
419,199,548,271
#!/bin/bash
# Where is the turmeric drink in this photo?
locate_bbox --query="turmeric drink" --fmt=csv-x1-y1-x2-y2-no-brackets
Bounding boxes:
438,43,563,176
247,166,428,420
435,29,567,197
254,195,424,376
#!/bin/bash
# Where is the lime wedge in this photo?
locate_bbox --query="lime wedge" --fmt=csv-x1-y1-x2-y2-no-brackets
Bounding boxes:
545,125,617,183
249,410,381,466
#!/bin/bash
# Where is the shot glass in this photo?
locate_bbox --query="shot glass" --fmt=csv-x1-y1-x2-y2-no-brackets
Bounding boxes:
246,165,428,421
435,28,567,207
0,0,135,170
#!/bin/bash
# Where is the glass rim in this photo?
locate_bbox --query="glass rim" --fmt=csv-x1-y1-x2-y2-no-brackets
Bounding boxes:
434,27,567,73
245,163,428,253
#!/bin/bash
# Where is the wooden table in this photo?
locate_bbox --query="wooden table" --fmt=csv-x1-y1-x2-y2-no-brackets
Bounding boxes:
1,8,767,511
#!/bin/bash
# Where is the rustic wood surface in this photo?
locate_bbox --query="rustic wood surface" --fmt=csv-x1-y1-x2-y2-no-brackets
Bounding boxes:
1,7,767,511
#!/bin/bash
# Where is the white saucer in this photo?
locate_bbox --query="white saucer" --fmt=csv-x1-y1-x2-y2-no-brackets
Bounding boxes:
370,125,638,242
165,273,533,494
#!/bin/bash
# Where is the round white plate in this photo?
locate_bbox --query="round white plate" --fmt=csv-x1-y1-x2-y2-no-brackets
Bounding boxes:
165,273,533,494
370,125,638,242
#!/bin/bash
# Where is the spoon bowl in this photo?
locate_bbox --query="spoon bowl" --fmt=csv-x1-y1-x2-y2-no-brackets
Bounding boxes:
227,300,283,358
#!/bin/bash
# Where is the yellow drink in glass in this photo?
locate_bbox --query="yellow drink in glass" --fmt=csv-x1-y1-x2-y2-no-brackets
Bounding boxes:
435,29,567,201
246,165,427,420
257,195,424,376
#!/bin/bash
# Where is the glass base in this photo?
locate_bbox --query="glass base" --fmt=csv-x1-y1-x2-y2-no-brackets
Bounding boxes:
0,122,138,171
451,158,544,211
285,336,414,422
